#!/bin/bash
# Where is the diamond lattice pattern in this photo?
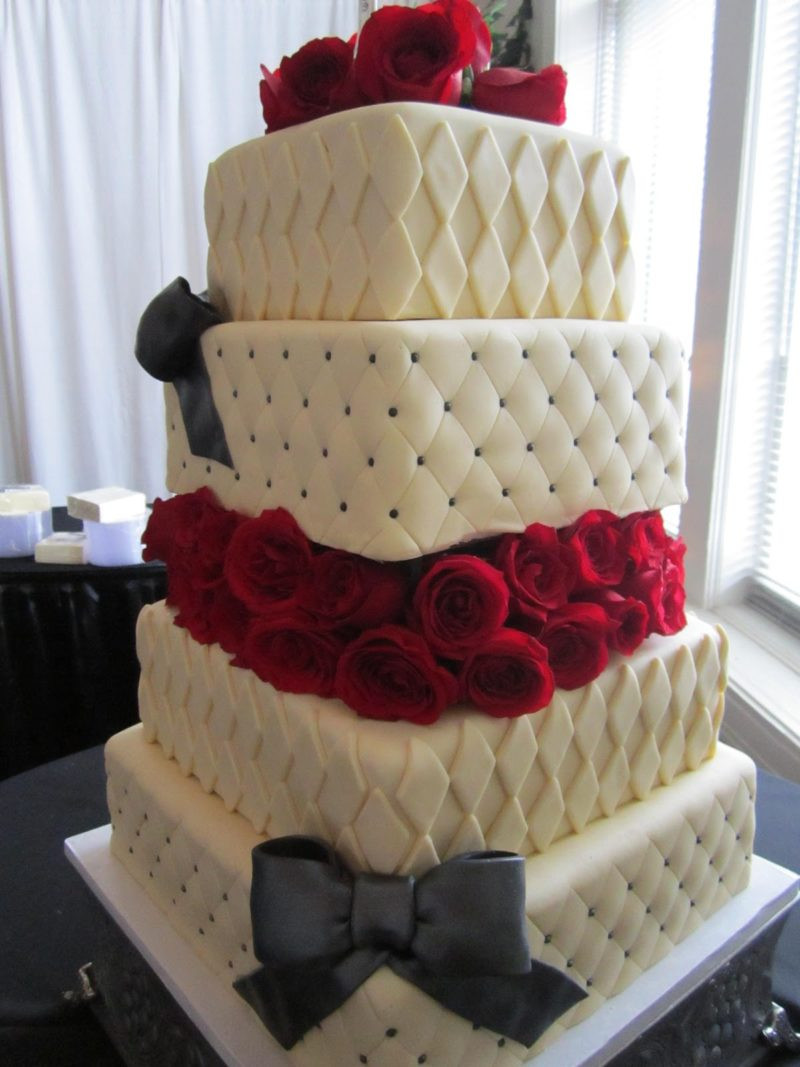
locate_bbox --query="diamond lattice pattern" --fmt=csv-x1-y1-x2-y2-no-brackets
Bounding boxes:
165,319,687,561
137,603,728,875
204,104,635,323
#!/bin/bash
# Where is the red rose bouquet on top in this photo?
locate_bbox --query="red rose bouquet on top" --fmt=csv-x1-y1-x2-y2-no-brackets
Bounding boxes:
259,0,566,134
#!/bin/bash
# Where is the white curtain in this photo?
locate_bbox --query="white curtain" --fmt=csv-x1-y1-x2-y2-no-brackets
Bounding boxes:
0,0,357,504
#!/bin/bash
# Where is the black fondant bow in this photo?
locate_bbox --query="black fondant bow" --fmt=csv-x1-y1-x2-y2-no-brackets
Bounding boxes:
234,836,587,1050
135,277,233,469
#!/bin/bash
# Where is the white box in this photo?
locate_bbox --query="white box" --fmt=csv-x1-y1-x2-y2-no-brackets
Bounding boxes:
85,511,149,566
67,487,146,523
0,485,52,557
35,531,88,564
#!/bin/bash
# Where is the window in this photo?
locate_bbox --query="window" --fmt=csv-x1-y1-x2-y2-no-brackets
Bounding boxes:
555,0,800,778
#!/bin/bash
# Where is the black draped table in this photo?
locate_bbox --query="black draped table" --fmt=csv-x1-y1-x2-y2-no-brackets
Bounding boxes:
0,745,798,1067
0,508,165,779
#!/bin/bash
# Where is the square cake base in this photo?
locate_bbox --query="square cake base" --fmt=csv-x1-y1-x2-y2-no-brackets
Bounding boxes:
65,828,797,1067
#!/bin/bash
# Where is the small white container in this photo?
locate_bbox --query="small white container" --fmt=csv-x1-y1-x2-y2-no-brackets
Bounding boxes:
85,510,149,567
0,485,53,557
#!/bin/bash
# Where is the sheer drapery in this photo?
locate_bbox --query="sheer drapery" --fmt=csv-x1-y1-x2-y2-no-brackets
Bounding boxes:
0,0,356,504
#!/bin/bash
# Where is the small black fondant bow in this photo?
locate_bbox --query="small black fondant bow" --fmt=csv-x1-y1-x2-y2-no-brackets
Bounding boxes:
234,836,587,1050
135,277,233,469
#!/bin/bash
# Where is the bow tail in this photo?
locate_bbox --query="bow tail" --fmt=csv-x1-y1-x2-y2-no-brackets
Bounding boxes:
234,948,388,1050
391,958,588,1049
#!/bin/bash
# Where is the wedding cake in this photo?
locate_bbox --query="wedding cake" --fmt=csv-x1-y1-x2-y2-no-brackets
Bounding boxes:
105,5,755,1064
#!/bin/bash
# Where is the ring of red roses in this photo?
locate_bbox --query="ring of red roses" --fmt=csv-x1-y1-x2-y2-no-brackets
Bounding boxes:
143,488,686,726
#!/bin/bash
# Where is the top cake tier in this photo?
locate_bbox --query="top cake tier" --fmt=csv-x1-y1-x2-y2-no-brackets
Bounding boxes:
205,102,634,323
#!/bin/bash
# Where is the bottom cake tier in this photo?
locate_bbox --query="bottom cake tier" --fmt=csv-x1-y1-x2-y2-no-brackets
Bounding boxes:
106,726,755,1067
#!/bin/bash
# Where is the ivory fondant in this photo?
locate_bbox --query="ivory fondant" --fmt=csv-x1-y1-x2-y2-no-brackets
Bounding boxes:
206,103,634,324
137,600,727,874
166,318,687,560
106,727,755,1066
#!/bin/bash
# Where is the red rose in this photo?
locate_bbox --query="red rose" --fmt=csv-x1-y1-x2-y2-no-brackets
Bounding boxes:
458,628,554,717
353,3,476,105
143,488,234,573
412,554,508,657
560,510,627,590
239,613,345,698
335,624,458,724
584,590,649,655
472,64,567,125
539,602,611,689
660,560,687,635
297,549,408,628
619,511,672,570
224,508,312,615
260,37,354,132
419,0,492,72
620,567,664,636
495,524,578,623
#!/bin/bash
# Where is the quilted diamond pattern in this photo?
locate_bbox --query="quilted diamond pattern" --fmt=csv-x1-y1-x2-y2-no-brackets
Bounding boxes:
204,103,634,322
165,318,687,561
137,603,729,874
106,728,755,1067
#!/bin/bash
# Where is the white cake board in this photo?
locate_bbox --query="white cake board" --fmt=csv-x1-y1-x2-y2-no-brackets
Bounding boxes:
65,826,798,1067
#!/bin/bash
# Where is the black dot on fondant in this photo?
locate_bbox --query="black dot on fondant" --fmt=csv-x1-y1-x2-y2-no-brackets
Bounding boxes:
228,961,234,969
390,509,398,519
266,479,272,488
301,490,307,499
235,472,240,481
566,959,574,968
206,465,211,473
322,448,328,457
181,884,186,893
241,944,247,952
627,882,634,891
267,394,271,404
719,875,724,883
593,477,599,487
325,351,332,361
209,913,215,923
678,881,684,890
388,406,397,417
587,979,593,988
549,484,556,493
631,472,636,481
369,353,376,363
615,435,620,443
573,438,579,447
449,498,456,507
649,350,654,359
527,442,534,452
502,488,509,497
367,457,375,467
166,836,170,844
499,398,505,408
612,349,619,359
646,906,652,914
632,392,637,401
624,950,631,958
417,456,424,465
282,349,289,360
303,398,308,408
664,857,670,867
666,389,671,398
411,352,419,363
181,461,186,469
690,900,696,907
548,395,555,405
522,349,529,359
544,934,552,944
474,447,482,457
199,927,205,936
171,423,175,431
232,389,238,398
570,350,577,359
498,1038,506,1047
359,1056,368,1065
248,349,254,359
444,401,451,412
340,502,348,512
660,924,665,932
284,442,290,450
696,836,702,845
250,434,256,444
608,930,614,939
588,907,596,917
345,405,351,416
194,864,198,872
222,892,228,901
472,351,478,361
418,1057,427,1065
385,1029,397,1038
594,393,599,401
149,871,153,878
216,347,222,358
